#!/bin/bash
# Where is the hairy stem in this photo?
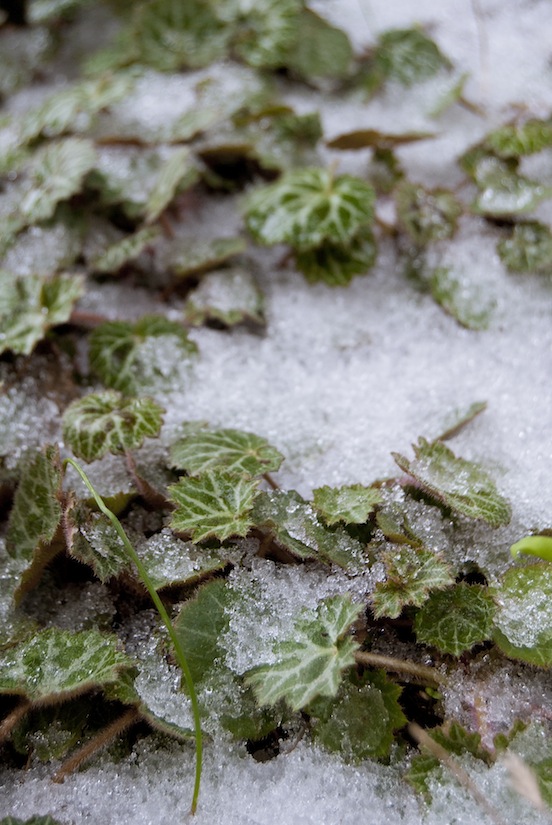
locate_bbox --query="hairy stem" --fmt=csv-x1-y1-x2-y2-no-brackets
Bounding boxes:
354,651,446,686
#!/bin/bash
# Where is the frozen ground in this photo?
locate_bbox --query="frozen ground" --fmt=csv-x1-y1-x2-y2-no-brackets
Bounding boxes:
1,0,552,823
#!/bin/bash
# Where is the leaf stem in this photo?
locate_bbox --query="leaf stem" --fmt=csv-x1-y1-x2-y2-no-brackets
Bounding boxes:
64,458,203,815
354,651,446,686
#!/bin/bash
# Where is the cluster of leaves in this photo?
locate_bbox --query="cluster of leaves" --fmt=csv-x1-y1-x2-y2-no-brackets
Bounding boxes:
1,2,552,823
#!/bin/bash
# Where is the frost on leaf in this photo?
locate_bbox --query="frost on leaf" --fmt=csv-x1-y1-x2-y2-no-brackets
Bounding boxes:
169,424,283,477
245,167,376,251
68,507,131,583
168,470,259,542
372,544,454,619
0,627,135,702
222,0,301,70
89,316,197,395
395,181,462,245
184,266,265,328
414,583,496,656
493,563,552,667
497,222,552,274
294,226,377,286
246,596,361,711
429,266,494,331
0,270,84,355
309,670,406,761
363,28,451,93
312,484,382,526
165,236,246,280
62,391,164,463
252,489,367,571
90,226,161,275
284,8,353,80
393,438,511,526
485,118,552,159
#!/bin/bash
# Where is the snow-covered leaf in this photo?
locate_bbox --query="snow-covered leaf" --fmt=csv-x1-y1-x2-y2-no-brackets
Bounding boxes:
429,266,494,330
62,391,164,463
0,270,84,355
284,8,353,80
366,27,451,91
143,147,198,223
414,583,496,656
0,627,135,701
393,438,511,526
19,138,96,225
137,529,226,591
294,226,377,286
372,544,454,619
474,172,552,217
312,484,382,526
89,316,197,395
497,222,552,274
184,266,265,328
170,425,283,477
246,596,361,711
168,470,259,542
245,168,376,251
493,563,552,666
395,181,462,245
310,670,406,761
252,489,367,571
222,0,301,69
68,507,130,582
166,236,246,279
90,226,161,275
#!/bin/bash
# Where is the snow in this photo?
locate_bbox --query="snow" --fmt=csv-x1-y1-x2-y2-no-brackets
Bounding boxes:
1,0,552,823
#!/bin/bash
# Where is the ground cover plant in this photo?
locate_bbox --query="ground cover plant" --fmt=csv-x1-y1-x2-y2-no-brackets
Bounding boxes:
1,1,552,823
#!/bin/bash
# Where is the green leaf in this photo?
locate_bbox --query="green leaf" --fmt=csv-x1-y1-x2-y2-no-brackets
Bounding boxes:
223,0,301,69
166,236,246,279
246,596,361,711
497,221,552,274
143,147,198,223
0,270,84,355
0,627,135,701
252,489,367,571
89,316,197,395
245,168,376,251
169,424,283,477
19,137,96,225
0,818,65,825
174,579,234,684
435,400,488,442
532,756,552,808
511,534,552,563
486,118,552,159
372,544,454,619
310,670,406,761
414,583,496,656
90,226,161,275
429,266,493,331
473,170,552,217
0,209,84,276
284,8,353,80
371,28,451,89
294,226,377,286
137,530,226,591
493,563,552,666
183,266,265,328
68,508,131,582
168,470,259,542
312,484,382,526
395,181,462,245
6,446,63,600
393,438,511,526
130,0,229,71
62,391,164,463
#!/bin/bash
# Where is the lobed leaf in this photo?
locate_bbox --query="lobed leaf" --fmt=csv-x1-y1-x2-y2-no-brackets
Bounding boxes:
90,226,161,275
497,221,552,274
486,118,552,159
245,167,376,251
393,438,511,526
414,583,496,656
312,484,382,526
183,266,265,328
62,391,164,463
284,8,353,80
169,424,283,477
395,181,462,245
372,544,454,619
168,470,259,542
493,563,552,666
246,596,361,711
222,0,301,69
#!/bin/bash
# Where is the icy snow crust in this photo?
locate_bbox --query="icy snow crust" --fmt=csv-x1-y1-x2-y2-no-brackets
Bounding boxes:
2,0,552,823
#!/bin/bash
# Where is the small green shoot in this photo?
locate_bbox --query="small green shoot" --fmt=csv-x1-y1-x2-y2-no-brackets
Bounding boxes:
511,534,552,563
64,458,203,815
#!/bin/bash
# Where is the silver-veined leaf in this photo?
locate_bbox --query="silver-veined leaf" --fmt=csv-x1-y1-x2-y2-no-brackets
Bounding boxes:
169,424,283,477
414,583,496,656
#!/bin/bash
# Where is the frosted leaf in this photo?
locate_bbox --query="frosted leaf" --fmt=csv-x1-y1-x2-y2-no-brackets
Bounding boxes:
166,236,246,280
68,509,130,582
246,595,361,711
221,0,301,69
168,470,259,542
0,211,83,276
493,563,552,666
183,266,265,328
363,27,451,92
137,529,226,591
62,391,164,463
0,627,135,702
0,817,64,825
283,8,353,80
0,270,84,355
245,168,376,251
486,119,552,159
372,543,454,619
474,173,552,218
169,424,283,477
90,226,160,275
393,438,511,527
395,181,462,245
89,316,197,395
497,222,552,274
313,484,382,526
414,583,496,656
144,147,198,223
429,266,494,330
